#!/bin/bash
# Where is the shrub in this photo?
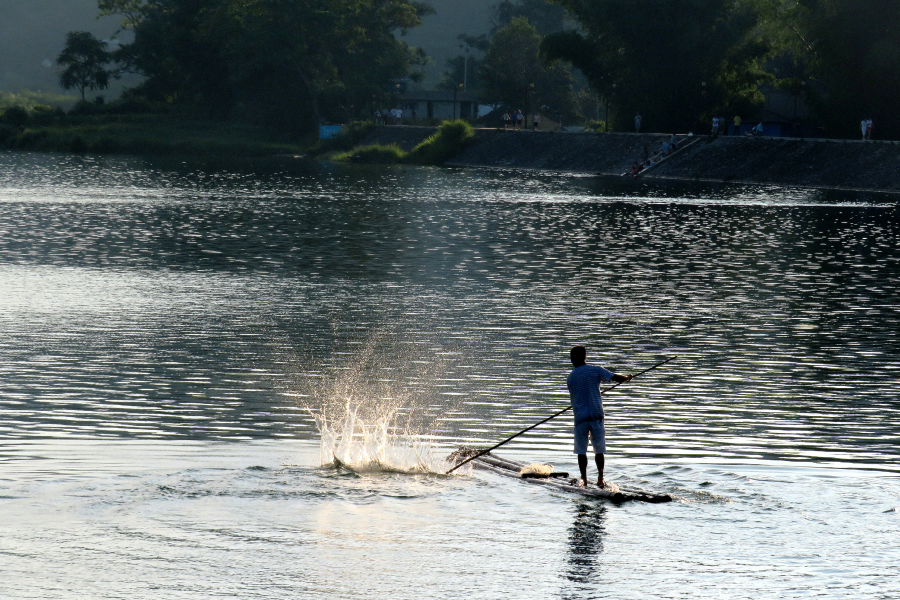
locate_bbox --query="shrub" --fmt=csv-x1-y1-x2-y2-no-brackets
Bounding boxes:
30,105,61,125
1,106,30,128
106,96,154,114
406,119,474,165
333,143,406,164
69,100,104,116
345,120,375,142
16,129,51,150
0,125,18,145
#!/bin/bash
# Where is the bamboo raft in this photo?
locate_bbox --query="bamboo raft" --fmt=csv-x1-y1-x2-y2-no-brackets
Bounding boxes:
450,448,674,503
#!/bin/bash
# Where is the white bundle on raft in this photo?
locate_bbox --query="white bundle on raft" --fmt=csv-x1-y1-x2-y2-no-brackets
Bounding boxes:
519,463,555,478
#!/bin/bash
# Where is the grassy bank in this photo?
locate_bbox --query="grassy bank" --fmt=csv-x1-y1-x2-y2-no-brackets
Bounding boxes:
0,99,474,164
0,104,306,156
326,120,475,165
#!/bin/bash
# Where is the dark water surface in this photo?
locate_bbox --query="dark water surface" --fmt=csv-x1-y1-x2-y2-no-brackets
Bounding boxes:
1,152,898,599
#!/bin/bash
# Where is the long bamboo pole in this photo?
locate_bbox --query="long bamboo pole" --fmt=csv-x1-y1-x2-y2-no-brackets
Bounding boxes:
446,356,676,475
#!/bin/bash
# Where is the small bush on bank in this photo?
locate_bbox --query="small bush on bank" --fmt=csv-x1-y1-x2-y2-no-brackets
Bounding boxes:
0,125,18,145
333,143,406,163
1,106,30,128
106,97,155,114
69,100,105,116
406,119,474,165
16,129,52,150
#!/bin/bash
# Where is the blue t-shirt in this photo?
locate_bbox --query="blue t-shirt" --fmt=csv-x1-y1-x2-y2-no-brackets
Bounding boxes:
567,364,614,424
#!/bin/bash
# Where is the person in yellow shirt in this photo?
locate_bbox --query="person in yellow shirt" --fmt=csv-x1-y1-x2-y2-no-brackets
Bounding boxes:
733,115,742,136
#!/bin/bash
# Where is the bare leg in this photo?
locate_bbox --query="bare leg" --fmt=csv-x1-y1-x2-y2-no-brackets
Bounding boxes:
577,454,588,486
595,453,605,487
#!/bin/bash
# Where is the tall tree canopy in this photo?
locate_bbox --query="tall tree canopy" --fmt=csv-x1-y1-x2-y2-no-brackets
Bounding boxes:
100,0,432,135
791,0,900,139
493,0,569,35
479,16,577,116
57,31,112,101
541,0,771,132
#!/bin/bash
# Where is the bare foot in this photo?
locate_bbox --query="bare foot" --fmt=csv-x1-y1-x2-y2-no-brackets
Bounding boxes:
597,479,605,489
579,478,588,488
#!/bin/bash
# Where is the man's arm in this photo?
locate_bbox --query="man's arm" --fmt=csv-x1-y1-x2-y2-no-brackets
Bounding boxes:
611,373,634,383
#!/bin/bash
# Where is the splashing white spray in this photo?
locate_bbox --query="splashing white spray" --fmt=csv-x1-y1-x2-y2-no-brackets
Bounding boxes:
312,399,449,473
289,327,468,474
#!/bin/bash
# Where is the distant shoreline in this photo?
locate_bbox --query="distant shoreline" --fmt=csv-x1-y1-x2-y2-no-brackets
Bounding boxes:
359,126,900,194
0,111,304,157
4,115,900,195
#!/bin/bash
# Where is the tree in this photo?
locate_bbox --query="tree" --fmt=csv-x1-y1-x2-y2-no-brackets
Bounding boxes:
790,0,900,139
542,0,772,132
479,17,577,117
57,31,112,101
493,0,569,35
438,34,487,93
98,0,433,135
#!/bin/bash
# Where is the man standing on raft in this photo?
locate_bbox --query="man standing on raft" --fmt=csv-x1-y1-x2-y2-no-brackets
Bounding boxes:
567,346,633,488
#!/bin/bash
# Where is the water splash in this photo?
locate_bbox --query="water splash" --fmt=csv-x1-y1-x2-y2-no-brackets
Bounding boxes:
313,399,450,473
287,326,467,474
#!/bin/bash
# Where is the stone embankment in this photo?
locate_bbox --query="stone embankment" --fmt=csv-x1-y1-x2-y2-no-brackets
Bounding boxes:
644,136,900,192
357,126,900,192
446,129,670,175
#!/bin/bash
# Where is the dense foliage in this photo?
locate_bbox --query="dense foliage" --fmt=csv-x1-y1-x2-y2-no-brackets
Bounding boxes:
541,0,771,132
478,17,577,117
791,0,900,139
47,0,900,139
57,32,113,101
98,0,432,136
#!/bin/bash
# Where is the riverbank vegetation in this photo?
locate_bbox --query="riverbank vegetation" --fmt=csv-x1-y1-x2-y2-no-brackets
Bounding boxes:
87,0,433,138
0,101,302,156
2,0,898,156
326,120,475,165
441,0,900,139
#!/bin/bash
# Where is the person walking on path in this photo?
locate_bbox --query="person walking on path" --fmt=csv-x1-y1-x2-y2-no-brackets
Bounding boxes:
502,111,511,129
567,346,633,488
634,112,642,133
533,112,541,130
733,115,742,136
516,110,524,129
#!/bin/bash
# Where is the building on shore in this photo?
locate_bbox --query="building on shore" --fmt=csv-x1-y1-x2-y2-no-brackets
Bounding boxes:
397,90,479,121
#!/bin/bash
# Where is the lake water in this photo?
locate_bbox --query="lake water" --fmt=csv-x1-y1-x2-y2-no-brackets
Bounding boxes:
1,151,898,599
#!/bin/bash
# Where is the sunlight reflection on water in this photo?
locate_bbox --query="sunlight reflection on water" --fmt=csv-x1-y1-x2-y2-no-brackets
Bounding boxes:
0,153,898,599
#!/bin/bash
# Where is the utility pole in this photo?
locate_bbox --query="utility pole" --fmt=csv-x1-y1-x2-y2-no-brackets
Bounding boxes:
460,44,469,92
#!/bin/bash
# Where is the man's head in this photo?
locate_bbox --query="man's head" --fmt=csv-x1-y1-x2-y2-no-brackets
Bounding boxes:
570,345,587,367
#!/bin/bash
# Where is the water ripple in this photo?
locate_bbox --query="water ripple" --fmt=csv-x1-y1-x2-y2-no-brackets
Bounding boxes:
0,153,897,473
